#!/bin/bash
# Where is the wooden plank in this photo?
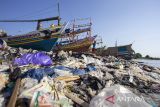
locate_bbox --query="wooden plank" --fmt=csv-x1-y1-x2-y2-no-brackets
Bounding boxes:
64,92,89,107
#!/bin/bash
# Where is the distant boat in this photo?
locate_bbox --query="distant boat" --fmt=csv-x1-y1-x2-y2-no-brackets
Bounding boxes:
96,44,135,60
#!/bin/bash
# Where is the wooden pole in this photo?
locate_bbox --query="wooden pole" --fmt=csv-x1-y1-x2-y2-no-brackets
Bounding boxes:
7,78,21,107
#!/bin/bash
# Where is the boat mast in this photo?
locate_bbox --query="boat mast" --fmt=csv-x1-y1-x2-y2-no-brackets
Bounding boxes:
58,2,60,25
36,21,41,30
89,18,92,37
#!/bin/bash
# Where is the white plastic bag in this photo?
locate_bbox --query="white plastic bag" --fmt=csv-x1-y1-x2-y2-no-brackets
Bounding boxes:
89,85,152,107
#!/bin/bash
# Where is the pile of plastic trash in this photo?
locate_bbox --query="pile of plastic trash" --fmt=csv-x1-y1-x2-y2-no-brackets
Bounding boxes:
0,47,160,107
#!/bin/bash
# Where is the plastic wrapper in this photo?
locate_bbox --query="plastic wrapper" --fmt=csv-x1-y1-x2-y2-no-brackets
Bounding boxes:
82,54,103,65
0,65,9,72
19,78,38,94
0,39,7,49
0,95,5,107
19,77,52,99
0,73,9,91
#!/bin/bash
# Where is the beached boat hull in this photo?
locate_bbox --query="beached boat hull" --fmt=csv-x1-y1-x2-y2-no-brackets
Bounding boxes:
2,26,63,51
53,36,96,52
8,37,58,51
96,44,135,60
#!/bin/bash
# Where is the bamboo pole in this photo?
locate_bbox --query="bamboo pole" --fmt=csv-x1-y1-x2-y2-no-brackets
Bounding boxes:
7,78,21,107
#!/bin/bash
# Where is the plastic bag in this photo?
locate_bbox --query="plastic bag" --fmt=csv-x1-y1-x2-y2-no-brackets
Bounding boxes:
0,39,7,49
54,66,73,76
19,77,52,98
30,91,73,107
0,73,9,91
72,69,86,75
82,54,103,65
19,78,38,94
14,52,53,66
89,85,152,107
54,66,87,75
20,67,55,81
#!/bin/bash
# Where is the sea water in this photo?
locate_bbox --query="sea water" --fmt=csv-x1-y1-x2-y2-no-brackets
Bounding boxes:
134,59,160,67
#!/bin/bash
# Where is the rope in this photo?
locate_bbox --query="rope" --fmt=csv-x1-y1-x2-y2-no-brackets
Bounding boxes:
13,4,58,19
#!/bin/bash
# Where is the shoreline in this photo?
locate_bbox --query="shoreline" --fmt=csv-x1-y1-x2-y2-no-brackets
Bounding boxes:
133,58,160,68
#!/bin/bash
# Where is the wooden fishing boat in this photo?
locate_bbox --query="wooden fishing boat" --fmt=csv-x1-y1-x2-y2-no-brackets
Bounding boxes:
0,4,98,52
0,16,66,51
53,36,96,52
53,18,97,52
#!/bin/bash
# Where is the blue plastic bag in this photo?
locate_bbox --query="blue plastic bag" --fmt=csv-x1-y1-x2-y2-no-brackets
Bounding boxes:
55,65,74,71
73,69,86,75
87,65,96,71
14,52,53,66
55,66,86,75
20,67,55,82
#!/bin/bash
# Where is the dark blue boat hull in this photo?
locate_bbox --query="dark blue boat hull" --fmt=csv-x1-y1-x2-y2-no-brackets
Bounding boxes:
8,38,58,51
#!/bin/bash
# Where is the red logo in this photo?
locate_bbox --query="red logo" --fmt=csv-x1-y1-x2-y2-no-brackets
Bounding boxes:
106,95,115,104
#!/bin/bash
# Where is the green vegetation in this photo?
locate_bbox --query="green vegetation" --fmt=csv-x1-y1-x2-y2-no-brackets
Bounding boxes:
145,55,150,59
135,53,142,59
145,55,160,60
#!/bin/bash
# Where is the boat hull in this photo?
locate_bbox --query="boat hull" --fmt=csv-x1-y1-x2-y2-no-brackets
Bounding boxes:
53,36,96,52
96,44,135,60
3,27,63,51
8,37,58,51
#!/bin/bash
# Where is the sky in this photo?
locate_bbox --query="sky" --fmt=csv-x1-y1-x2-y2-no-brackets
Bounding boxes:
0,0,160,57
